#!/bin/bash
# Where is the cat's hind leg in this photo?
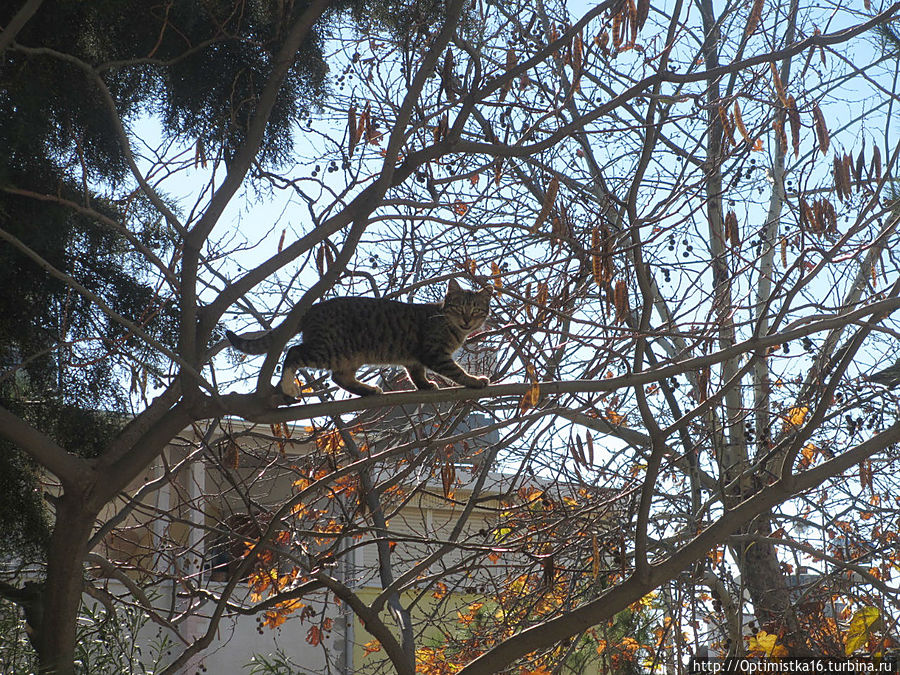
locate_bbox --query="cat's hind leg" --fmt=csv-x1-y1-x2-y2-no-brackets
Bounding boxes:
332,370,383,397
406,364,437,390
280,344,317,397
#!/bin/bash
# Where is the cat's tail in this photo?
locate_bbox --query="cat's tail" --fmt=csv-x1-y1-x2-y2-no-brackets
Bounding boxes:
224,329,275,355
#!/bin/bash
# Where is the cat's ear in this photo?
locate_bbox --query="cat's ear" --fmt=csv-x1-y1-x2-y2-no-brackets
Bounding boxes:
447,278,462,294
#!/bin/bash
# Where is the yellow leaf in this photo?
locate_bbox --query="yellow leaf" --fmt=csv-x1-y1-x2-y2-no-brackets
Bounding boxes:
845,607,880,655
749,630,788,657
518,365,540,412
784,406,809,428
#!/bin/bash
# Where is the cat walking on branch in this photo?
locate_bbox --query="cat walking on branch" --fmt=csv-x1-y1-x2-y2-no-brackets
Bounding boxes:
225,279,492,397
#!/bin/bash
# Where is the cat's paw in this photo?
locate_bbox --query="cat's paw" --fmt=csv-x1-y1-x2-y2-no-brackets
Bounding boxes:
280,376,302,398
416,380,439,390
468,376,490,389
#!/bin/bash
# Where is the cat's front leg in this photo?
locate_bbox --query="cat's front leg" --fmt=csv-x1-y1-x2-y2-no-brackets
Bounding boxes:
406,364,438,390
422,355,489,389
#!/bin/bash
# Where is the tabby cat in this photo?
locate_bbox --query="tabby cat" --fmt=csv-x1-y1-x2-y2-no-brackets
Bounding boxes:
225,279,492,397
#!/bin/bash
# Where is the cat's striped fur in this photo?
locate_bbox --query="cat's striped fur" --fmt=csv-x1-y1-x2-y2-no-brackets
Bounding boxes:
225,279,492,397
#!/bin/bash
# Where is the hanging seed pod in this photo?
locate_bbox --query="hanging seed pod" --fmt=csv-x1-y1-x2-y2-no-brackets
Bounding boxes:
536,281,549,323
627,0,638,46
500,48,516,101
824,199,837,234
532,176,559,233
718,106,735,145
356,103,370,147
833,155,846,202
770,62,788,107
842,153,853,195
745,0,765,39
734,101,752,144
786,95,801,158
573,435,586,466
856,142,866,188
636,0,650,31
591,226,603,286
780,237,787,267
724,210,740,247
348,104,358,157
871,145,882,183
799,197,815,231
524,282,533,320
491,261,502,289
612,13,623,48
813,199,828,237
614,280,629,325
812,103,829,156
773,119,787,155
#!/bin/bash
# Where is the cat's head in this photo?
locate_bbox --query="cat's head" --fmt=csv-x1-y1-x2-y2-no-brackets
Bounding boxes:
443,278,492,333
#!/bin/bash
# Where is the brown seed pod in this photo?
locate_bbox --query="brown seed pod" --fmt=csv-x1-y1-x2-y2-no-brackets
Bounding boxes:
872,145,882,183
532,176,559,233
833,154,845,202
786,95,801,158
799,197,815,231
724,210,740,247
614,279,629,325
745,0,765,39
636,0,650,31
773,119,787,155
812,103,829,156
591,226,603,286
719,105,735,145
842,153,853,195
770,62,788,107
348,104,358,156
812,199,825,235
734,101,752,144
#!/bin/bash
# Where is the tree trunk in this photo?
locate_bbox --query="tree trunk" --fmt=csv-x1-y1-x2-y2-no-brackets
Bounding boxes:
37,493,96,675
